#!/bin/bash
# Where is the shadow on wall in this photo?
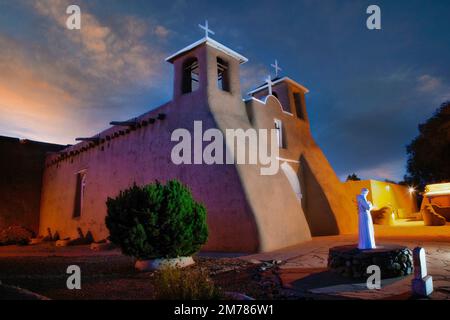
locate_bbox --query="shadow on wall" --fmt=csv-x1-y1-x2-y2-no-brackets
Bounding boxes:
300,156,339,236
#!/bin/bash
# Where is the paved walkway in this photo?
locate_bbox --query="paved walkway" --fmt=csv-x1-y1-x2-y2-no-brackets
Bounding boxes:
241,234,450,300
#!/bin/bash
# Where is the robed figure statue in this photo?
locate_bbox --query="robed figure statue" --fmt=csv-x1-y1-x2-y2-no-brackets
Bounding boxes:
357,188,376,250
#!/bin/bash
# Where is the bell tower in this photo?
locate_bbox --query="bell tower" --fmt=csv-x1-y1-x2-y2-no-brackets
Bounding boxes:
165,21,248,109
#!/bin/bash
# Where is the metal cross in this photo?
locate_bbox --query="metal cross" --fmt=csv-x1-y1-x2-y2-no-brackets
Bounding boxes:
271,59,282,77
199,20,215,39
266,76,273,96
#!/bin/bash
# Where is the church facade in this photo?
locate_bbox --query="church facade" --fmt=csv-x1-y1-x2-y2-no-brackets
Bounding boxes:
38,36,357,253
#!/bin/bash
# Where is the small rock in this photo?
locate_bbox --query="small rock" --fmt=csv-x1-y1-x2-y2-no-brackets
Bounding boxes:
248,259,261,265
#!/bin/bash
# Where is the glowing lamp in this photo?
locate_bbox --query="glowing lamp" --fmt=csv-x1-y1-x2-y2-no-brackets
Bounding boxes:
385,185,391,192
408,187,416,194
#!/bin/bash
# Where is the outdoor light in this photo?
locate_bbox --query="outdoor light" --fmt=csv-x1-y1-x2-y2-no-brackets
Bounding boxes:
385,185,391,192
409,187,415,194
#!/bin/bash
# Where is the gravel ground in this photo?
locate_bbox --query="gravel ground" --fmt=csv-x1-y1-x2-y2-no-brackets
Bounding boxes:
0,251,291,300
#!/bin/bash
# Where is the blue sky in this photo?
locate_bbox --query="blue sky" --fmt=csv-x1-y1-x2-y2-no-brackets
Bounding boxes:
0,0,449,181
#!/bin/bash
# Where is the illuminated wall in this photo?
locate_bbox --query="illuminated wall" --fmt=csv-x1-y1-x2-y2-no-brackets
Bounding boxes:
420,183,450,210
344,180,418,218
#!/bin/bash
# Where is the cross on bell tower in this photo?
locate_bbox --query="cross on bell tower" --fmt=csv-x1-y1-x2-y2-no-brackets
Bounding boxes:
271,59,282,78
199,20,215,39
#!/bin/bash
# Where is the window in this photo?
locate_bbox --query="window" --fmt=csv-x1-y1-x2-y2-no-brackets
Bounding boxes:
217,57,230,92
73,170,86,218
293,92,306,120
274,119,284,148
182,58,199,94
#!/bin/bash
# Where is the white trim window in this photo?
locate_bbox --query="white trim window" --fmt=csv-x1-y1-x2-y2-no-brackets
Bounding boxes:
274,119,283,148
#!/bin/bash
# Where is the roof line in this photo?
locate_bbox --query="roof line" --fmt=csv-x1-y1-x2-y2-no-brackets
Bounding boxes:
247,76,309,95
165,37,248,64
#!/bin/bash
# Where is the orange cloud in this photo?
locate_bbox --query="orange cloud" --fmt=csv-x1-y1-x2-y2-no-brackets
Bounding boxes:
0,2,171,144
32,0,166,86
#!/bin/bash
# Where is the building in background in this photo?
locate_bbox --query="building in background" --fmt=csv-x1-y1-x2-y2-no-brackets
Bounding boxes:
344,179,418,220
0,136,65,234
421,183,450,209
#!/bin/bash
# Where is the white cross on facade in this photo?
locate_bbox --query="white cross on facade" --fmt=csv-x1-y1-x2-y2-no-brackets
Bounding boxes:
199,20,215,38
271,60,282,77
266,76,273,96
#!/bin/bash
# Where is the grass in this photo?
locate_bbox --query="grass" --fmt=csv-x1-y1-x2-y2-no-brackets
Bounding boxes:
153,266,223,300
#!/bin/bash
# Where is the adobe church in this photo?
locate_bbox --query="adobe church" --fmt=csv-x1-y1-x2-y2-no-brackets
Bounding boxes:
1,28,358,253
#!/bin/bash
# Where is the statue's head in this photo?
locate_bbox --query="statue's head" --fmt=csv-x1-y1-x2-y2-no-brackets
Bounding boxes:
361,188,369,196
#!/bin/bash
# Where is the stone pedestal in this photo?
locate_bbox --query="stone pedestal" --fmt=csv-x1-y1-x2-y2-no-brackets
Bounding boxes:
412,275,433,296
412,247,433,297
328,244,413,279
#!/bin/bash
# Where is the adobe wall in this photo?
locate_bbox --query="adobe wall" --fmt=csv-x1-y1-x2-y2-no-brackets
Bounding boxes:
40,41,358,253
421,195,450,210
204,44,313,251
0,136,64,233
245,86,357,239
345,180,418,217
370,180,418,215
39,85,259,252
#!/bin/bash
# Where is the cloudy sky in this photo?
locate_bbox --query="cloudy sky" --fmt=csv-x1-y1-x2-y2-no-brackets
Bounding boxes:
0,0,449,182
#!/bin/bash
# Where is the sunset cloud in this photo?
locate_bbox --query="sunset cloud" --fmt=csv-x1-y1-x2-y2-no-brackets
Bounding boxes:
31,0,165,85
0,1,172,144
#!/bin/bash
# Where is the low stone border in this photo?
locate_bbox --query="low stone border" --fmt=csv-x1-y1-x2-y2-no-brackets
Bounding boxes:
135,256,195,271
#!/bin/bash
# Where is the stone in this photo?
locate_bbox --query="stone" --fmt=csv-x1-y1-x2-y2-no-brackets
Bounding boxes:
414,247,428,279
412,276,433,297
412,247,433,297
55,239,71,247
328,244,413,279
248,259,261,265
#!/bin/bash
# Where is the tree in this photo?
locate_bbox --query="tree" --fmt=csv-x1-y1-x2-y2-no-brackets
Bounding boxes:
105,180,208,260
346,173,361,181
404,101,450,191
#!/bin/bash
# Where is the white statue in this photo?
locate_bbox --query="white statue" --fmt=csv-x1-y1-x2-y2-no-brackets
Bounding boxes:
357,188,376,249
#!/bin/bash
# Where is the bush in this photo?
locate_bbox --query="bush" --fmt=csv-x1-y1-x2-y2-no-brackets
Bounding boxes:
105,180,208,260
0,226,35,246
154,266,222,300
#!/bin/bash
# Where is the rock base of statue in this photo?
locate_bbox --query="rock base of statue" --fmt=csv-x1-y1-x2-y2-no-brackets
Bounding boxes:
328,245,413,279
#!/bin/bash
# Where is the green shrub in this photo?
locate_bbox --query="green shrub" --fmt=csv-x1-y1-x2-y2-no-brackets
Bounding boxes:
105,180,208,260
154,266,222,300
